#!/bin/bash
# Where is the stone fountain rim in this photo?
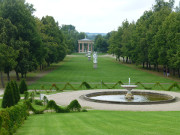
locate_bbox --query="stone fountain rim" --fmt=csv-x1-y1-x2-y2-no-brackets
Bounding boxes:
121,85,138,87
82,90,176,105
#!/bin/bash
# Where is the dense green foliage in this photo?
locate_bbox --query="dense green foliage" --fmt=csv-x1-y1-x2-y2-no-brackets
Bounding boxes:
2,82,15,108
61,25,86,53
0,103,29,135
11,81,20,104
94,34,109,53
19,79,28,94
15,110,180,135
2,81,20,108
0,0,67,85
108,0,180,77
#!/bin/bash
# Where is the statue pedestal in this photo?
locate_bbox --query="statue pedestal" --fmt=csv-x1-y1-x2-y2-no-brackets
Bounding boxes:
88,56,91,61
93,63,97,69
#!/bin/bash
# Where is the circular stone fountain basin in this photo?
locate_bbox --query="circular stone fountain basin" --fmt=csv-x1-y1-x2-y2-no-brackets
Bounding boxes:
83,91,176,105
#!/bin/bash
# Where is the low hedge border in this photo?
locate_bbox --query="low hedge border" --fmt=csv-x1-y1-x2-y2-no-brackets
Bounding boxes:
24,99,85,114
39,81,180,91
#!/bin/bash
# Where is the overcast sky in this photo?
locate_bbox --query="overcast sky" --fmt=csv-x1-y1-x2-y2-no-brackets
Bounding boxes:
26,0,179,33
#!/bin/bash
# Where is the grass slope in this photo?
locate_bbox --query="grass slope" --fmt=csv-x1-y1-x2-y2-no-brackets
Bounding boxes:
16,110,180,135
29,55,175,90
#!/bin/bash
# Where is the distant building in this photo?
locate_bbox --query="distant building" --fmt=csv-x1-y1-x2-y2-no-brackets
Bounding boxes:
78,37,94,53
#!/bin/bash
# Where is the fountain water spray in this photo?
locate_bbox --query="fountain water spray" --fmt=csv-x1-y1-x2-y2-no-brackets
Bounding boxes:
121,78,137,99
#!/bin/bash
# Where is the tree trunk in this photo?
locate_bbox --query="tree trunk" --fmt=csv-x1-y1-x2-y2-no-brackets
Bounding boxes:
21,73,24,78
146,62,148,69
178,69,180,78
7,72,10,81
42,64,44,70
148,63,151,70
126,57,128,63
123,57,125,63
157,63,159,72
0,71,5,88
154,64,156,70
173,68,175,76
25,73,27,78
143,62,145,68
16,71,20,81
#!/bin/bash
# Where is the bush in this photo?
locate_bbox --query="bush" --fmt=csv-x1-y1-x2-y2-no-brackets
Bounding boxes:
11,81,20,104
19,79,28,94
0,103,29,135
67,100,81,112
2,82,15,108
34,100,43,106
24,91,29,100
46,100,69,113
24,100,44,114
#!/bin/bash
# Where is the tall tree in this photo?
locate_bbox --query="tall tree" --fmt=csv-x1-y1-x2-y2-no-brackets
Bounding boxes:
0,0,42,79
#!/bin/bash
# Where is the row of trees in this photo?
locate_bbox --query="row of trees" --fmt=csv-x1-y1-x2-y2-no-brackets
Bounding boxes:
108,0,180,77
0,0,83,87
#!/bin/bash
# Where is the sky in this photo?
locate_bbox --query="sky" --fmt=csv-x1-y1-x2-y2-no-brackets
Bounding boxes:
26,0,179,33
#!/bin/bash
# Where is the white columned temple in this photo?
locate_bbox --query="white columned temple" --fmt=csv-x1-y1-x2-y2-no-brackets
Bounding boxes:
78,37,94,53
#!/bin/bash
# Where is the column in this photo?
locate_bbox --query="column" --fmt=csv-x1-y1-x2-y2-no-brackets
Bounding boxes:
82,43,84,52
88,43,89,52
91,43,93,52
78,43,80,53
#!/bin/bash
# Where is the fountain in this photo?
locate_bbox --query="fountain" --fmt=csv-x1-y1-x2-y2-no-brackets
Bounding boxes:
121,78,137,99
82,78,176,104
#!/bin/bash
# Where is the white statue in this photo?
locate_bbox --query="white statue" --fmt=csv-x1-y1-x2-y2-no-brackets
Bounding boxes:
93,52,97,63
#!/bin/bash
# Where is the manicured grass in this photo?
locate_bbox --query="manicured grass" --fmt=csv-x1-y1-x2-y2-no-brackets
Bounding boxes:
29,55,176,90
15,110,180,135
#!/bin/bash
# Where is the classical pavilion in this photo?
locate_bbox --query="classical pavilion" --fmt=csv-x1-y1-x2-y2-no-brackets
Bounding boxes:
78,37,94,53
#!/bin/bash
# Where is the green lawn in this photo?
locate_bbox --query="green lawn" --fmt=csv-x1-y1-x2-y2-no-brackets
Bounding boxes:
15,110,180,135
29,55,176,90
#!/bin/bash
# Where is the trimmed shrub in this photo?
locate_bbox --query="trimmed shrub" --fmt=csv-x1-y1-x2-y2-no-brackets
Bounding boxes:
67,100,81,112
168,82,180,91
82,109,88,112
24,100,44,114
19,79,28,94
12,81,20,104
46,100,69,113
34,100,43,106
79,82,92,89
24,91,29,100
2,82,15,108
0,103,29,135
30,92,35,102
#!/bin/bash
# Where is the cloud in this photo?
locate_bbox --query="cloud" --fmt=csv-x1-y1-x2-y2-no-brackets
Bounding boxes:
26,0,180,33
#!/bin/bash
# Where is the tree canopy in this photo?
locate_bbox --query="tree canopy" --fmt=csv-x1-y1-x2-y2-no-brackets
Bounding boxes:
107,0,180,77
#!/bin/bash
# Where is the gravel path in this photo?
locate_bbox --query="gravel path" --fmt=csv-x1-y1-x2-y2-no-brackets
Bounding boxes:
48,89,180,111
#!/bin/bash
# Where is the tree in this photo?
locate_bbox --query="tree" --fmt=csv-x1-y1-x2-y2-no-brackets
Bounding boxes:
0,44,17,83
0,17,18,81
94,35,108,53
19,79,28,94
41,16,66,65
157,12,180,76
2,82,15,108
61,25,85,53
0,0,42,79
11,80,20,104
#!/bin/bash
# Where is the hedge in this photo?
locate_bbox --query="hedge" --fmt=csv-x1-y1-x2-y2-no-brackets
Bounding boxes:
0,103,29,135
47,81,180,91
24,99,85,114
